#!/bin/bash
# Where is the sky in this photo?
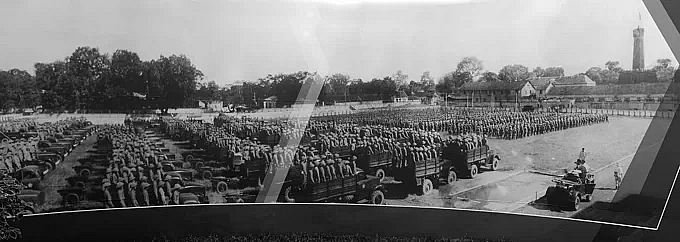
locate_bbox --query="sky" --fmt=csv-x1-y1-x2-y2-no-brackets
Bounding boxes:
0,0,677,86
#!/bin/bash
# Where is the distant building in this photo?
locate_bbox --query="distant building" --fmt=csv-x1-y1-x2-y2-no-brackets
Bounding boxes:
197,100,224,112
527,77,557,97
545,82,677,102
459,81,535,102
553,75,596,87
618,70,658,84
262,96,277,109
422,93,440,105
393,91,409,102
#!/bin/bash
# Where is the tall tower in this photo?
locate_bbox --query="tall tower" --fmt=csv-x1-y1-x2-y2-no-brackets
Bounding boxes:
633,11,645,71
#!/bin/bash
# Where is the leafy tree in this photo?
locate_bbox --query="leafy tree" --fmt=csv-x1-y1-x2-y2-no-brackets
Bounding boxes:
651,58,676,82
544,67,565,77
66,46,111,110
144,55,203,114
585,67,604,84
369,76,398,101
605,61,624,73
498,64,530,82
392,70,410,89
456,56,485,77
436,71,470,94
480,71,500,82
532,67,546,78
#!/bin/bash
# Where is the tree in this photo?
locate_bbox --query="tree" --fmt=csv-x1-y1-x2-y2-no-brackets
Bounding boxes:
653,59,676,82
544,67,565,77
369,76,398,101
498,64,530,82
456,56,485,78
392,70,410,89
326,73,351,96
34,61,72,110
420,71,435,87
600,69,619,85
532,67,546,78
656,59,673,69
0,69,40,112
436,71,470,94
66,46,111,110
605,61,624,73
144,54,204,114
480,71,500,82
585,67,604,84
106,49,146,110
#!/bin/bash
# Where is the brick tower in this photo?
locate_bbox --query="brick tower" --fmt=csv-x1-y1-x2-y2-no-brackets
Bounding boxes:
633,27,645,71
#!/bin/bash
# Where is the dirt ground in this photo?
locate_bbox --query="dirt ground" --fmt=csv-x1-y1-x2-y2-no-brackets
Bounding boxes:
384,116,666,213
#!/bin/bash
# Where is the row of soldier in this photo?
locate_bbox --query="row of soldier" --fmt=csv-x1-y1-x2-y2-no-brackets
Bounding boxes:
95,125,186,208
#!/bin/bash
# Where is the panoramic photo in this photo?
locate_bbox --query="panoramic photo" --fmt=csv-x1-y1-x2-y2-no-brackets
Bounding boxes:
1,0,679,240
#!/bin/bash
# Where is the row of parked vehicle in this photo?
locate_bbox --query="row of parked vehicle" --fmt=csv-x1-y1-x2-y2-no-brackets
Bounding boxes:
57,121,214,207
0,117,96,213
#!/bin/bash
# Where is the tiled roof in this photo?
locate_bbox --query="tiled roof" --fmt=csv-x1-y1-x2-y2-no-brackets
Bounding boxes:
554,75,595,85
546,83,678,96
460,81,527,91
528,77,556,91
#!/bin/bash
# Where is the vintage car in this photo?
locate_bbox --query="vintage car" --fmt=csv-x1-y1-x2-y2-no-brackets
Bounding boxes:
545,170,596,211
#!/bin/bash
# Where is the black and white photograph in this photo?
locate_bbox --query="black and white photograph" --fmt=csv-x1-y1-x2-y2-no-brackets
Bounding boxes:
1,0,679,241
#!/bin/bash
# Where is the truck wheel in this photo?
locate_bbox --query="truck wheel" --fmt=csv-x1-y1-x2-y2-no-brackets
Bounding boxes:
490,157,499,171
202,170,213,180
422,179,433,195
75,181,86,189
194,162,204,170
65,193,80,205
283,186,295,203
447,171,457,185
80,168,91,177
375,169,386,182
572,195,581,211
216,181,228,193
44,162,55,172
469,164,478,179
370,190,386,205
185,155,194,163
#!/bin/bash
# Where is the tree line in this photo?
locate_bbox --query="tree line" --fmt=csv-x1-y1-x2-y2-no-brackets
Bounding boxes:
1,46,678,112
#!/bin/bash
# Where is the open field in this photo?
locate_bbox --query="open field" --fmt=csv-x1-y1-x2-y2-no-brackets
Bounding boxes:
24,111,671,230
384,116,667,227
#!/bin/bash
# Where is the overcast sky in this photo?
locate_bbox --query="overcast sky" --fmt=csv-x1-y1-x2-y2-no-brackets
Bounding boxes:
0,0,676,85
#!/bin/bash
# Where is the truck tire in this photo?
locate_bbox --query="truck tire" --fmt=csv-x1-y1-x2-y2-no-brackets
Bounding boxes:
375,169,386,182
65,193,80,205
80,168,91,177
283,186,295,203
469,164,478,179
202,170,213,180
490,157,499,171
75,181,86,189
572,195,581,211
216,181,228,193
370,190,386,205
185,155,194,163
422,179,433,195
195,162,204,170
584,194,592,202
447,171,457,185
